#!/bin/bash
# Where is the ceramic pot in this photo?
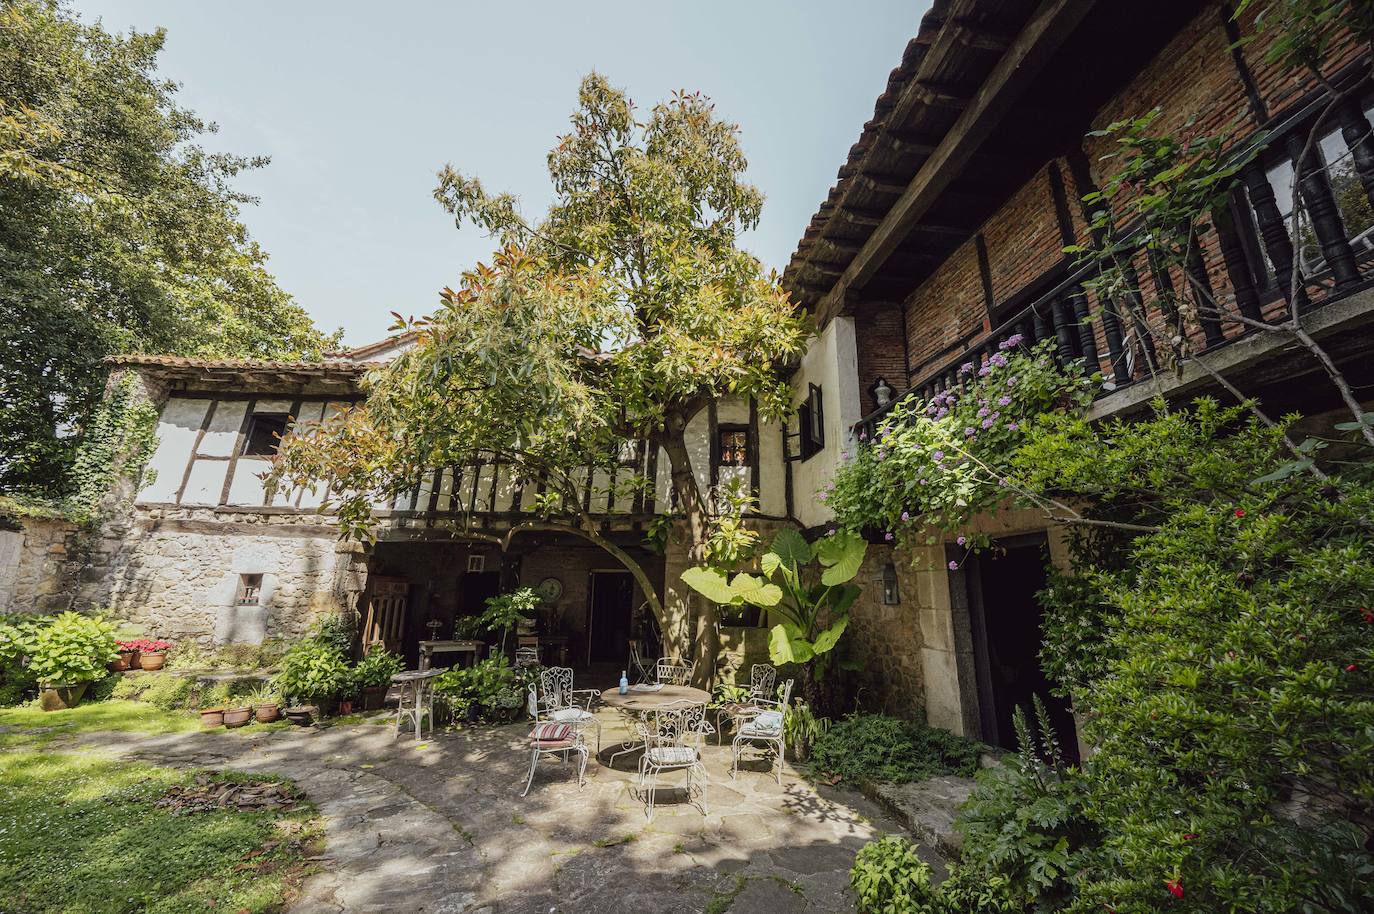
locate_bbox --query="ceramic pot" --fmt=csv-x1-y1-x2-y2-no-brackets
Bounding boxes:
253,703,280,723
110,650,137,672
200,708,225,728
38,682,87,712
284,706,314,727
138,651,166,671
361,685,387,711
222,706,252,728
337,699,355,716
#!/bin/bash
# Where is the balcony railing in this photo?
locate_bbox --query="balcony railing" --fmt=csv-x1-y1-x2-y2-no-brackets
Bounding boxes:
856,79,1374,440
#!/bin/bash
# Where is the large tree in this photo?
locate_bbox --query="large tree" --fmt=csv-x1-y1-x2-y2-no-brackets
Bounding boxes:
275,75,809,676
0,0,338,499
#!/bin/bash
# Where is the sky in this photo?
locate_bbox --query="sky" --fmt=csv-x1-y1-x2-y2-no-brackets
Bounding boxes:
71,1,926,348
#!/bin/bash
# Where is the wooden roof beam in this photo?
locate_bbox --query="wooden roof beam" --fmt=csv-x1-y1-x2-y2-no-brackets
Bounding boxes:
817,0,1100,326
951,18,1017,52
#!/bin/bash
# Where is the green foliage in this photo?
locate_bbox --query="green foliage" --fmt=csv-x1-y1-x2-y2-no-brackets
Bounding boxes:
850,836,942,914
110,671,195,712
828,339,1094,545
0,0,338,499
681,528,865,681
23,611,116,685
271,641,350,705
62,374,159,523
351,649,403,691
433,655,531,722
165,638,290,672
479,588,541,651
0,749,320,913
782,699,829,762
810,714,982,787
309,613,356,658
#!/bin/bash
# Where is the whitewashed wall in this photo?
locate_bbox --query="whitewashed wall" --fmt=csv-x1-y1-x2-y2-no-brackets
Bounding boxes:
789,317,863,529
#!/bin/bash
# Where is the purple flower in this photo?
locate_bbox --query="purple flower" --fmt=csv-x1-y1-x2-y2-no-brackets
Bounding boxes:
957,536,966,546
978,365,992,377
859,431,866,441
989,353,1008,368
998,395,1012,406
981,417,995,429
1005,333,1025,348
977,407,990,418
884,532,894,541
948,560,959,571
998,477,1009,487
932,450,944,461
959,361,975,375
1006,376,1018,387
926,405,939,416
935,407,948,419
1008,422,1020,432
964,427,976,437
900,511,910,522
818,491,828,501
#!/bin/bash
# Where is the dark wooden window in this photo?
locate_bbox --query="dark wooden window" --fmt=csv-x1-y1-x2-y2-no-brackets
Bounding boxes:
236,573,263,606
717,425,750,468
242,413,291,457
798,383,825,460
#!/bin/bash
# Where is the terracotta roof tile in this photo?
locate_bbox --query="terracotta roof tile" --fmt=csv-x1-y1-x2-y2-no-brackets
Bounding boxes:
105,354,384,371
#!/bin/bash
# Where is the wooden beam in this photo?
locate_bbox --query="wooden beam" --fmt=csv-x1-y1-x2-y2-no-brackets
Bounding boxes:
818,0,1099,325
913,80,970,109
855,174,909,196
951,19,1016,52
816,239,862,258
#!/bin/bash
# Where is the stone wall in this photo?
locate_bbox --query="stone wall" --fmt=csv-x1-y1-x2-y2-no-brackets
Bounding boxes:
0,516,78,614
845,542,925,719
101,507,347,646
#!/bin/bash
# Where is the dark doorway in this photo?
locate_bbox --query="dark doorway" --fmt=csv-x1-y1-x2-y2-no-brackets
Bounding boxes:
458,571,501,620
966,534,1079,762
587,571,634,666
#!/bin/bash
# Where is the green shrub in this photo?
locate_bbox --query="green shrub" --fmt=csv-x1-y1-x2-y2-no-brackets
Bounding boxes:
272,642,350,705
434,655,530,722
850,835,941,914
0,614,41,705
25,612,117,685
351,649,403,691
83,671,121,703
810,714,981,785
111,672,194,711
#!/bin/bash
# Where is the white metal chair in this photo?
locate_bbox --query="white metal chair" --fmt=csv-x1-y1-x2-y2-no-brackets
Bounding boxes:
716,663,777,744
522,684,589,796
634,700,710,821
538,666,601,753
514,645,540,669
392,669,441,741
655,657,696,686
731,678,794,784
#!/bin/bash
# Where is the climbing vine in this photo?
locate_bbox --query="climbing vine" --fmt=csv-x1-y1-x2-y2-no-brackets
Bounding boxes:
63,374,159,525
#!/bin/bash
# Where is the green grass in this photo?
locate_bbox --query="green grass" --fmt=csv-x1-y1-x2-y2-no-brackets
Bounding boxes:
0,700,199,749
0,750,321,914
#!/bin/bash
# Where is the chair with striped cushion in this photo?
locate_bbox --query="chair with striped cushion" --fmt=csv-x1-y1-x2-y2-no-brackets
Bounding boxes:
730,678,793,784
539,666,601,753
521,686,588,796
633,700,710,821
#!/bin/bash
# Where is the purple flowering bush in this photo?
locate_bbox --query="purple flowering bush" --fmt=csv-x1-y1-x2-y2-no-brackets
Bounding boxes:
828,339,1096,540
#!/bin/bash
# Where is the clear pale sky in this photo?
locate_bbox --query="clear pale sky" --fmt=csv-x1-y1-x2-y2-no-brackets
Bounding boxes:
71,1,927,347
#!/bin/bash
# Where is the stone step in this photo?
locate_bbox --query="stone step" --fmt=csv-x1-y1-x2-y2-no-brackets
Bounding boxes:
862,774,976,861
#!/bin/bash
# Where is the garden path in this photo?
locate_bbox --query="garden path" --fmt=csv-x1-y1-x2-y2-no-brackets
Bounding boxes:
70,711,938,913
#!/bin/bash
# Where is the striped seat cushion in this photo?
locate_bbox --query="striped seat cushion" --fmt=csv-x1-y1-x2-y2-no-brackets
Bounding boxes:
530,722,575,747
646,746,698,766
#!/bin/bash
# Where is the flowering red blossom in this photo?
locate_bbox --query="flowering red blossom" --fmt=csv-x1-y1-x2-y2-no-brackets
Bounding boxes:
1182,833,1197,841
1346,664,1358,672
1361,607,1373,624
117,638,172,653
1233,508,1246,517
1165,880,1184,899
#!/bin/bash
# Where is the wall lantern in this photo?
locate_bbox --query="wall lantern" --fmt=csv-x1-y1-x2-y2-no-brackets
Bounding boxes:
870,376,896,410
881,561,900,605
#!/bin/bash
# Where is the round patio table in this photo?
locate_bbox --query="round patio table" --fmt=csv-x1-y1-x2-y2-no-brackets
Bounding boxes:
600,684,710,768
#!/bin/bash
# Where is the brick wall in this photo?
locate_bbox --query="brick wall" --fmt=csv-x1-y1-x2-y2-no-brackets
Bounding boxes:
904,240,985,376
854,304,909,414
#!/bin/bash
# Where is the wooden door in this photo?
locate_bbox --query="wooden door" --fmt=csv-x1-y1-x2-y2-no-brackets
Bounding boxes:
363,577,409,656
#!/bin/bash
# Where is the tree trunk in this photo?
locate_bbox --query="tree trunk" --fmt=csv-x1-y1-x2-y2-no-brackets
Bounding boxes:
661,411,718,688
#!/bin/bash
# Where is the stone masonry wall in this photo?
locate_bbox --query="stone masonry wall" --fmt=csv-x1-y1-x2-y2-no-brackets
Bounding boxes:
0,516,78,614
845,542,924,720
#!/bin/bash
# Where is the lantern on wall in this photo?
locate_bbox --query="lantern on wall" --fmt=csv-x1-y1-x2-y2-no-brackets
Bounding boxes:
881,561,900,605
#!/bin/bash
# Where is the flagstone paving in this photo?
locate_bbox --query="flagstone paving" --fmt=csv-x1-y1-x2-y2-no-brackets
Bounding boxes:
68,710,941,913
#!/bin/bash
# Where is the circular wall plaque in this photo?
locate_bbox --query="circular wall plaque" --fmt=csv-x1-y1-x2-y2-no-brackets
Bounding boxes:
536,576,563,602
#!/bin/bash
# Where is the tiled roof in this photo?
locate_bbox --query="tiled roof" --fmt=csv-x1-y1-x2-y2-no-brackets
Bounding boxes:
105,354,384,371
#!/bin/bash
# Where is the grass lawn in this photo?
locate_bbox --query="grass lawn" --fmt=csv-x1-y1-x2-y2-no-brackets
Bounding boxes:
0,700,199,749
0,749,321,914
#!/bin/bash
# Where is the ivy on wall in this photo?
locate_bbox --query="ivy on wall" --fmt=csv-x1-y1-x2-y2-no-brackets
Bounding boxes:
62,374,159,526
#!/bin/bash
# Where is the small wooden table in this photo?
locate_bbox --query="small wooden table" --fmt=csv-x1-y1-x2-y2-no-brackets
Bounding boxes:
417,640,484,671
600,684,711,768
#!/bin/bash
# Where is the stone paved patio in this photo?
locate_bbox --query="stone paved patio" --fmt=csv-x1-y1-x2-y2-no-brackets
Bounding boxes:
71,709,942,913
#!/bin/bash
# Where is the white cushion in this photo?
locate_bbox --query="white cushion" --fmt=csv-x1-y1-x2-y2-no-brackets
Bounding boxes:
741,710,783,736
646,746,698,766
551,708,593,723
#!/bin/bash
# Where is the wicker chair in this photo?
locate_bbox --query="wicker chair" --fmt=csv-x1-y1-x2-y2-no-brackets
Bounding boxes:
730,678,794,784
716,663,777,744
538,666,601,753
634,700,710,821
522,683,589,796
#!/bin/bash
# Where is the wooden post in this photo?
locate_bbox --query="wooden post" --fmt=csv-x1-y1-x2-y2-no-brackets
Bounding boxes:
1213,198,1264,323
1289,133,1360,291
1336,98,1374,210
1243,162,1303,305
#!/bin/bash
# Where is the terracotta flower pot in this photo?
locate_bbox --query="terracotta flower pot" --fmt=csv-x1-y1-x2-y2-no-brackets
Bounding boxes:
338,699,355,716
253,703,280,723
285,706,315,727
361,685,387,711
138,651,166,671
38,682,88,712
222,706,252,728
200,708,225,728
110,650,137,672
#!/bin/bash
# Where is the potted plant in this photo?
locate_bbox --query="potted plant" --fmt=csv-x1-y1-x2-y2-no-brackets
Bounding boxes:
272,640,350,718
249,684,281,722
222,703,252,728
352,649,403,711
27,612,118,711
132,638,172,671
112,639,140,672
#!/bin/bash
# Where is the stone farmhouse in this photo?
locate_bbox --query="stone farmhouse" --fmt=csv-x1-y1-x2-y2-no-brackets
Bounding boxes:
4,0,1374,755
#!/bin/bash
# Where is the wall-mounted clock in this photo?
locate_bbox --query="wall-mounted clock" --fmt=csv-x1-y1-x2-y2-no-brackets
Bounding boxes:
536,576,563,603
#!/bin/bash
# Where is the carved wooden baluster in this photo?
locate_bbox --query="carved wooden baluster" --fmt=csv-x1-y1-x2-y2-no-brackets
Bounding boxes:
1212,198,1264,324
1289,133,1361,291
1185,227,1225,348
1050,294,1079,364
1090,272,1131,384
1033,308,1051,345
1243,163,1303,305
1146,251,1184,345
1121,258,1158,374
1067,285,1100,374
1336,98,1374,212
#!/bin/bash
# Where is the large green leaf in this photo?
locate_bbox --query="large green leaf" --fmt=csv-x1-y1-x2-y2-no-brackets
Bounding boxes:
812,615,849,655
815,529,867,586
771,528,811,570
729,572,783,607
680,567,738,605
768,623,815,665
759,551,782,579
826,583,861,616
